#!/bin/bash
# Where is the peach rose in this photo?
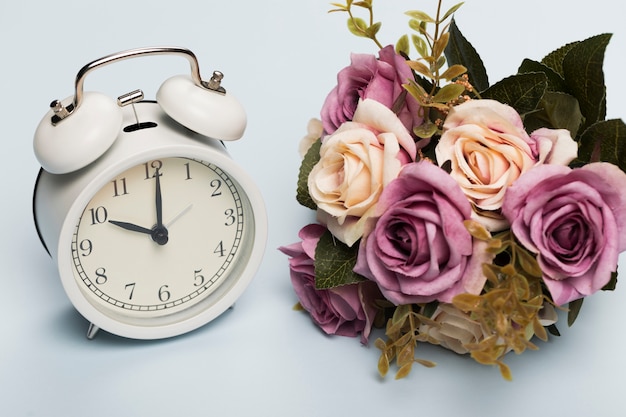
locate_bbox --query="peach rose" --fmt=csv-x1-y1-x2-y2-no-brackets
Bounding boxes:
436,100,577,230
308,99,417,246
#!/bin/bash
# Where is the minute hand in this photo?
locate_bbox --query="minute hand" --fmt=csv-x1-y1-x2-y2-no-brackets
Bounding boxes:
155,167,164,228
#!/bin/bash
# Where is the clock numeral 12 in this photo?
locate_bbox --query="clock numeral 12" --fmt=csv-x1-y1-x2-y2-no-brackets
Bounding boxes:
144,160,163,179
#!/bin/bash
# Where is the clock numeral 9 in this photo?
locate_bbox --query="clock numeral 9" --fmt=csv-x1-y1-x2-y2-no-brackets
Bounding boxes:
79,239,93,256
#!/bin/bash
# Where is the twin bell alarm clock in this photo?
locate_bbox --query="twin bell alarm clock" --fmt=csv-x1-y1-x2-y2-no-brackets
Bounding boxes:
32,47,267,340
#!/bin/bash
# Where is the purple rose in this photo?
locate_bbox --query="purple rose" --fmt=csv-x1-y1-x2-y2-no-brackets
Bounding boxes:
354,161,494,305
320,45,423,139
502,163,626,305
278,224,381,343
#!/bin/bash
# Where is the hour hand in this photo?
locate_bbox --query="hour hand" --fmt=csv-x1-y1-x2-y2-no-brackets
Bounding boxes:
108,220,153,235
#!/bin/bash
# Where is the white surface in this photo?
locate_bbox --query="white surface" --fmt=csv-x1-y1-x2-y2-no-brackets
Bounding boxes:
1,1,625,416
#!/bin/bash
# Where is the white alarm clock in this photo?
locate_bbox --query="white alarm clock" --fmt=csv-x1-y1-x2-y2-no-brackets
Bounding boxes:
32,47,267,340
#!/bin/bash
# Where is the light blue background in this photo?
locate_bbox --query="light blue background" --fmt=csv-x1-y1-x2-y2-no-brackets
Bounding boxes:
1,1,624,416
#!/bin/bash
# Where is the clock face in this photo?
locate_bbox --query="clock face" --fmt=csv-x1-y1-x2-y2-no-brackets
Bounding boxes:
70,157,248,322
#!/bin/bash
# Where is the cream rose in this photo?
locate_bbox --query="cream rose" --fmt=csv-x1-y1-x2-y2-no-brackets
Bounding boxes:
308,99,417,246
436,100,577,230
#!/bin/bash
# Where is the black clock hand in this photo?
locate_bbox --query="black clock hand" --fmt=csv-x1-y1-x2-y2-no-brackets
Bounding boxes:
152,167,168,245
155,167,164,228
109,219,169,245
109,220,153,235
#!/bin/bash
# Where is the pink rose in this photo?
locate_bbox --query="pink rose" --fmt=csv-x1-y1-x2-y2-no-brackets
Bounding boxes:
354,161,494,305
278,224,381,343
320,45,423,139
436,99,577,230
502,163,626,305
309,99,417,246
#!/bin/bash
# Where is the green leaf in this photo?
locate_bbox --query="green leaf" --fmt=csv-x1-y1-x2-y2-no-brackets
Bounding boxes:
314,230,365,289
444,18,489,92
347,17,369,37
366,21,382,38
481,72,547,117
296,139,321,210
440,64,467,81
576,119,626,169
405,10,436,23
567,297,584,326
523,91,583,137
562,33,612,132
396,34,410,57
432,83,465,103
441,2,465,22
412,34,429,59
413,122,439,139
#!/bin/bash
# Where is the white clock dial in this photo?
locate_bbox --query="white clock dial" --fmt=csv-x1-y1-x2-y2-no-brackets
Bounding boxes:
71,157,246,321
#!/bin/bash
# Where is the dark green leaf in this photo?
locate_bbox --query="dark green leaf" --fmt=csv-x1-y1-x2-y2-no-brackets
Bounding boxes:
562,33,612,132
547,324,561,337
481,72,547,117
444,18,489,92
421,301,439,318
576,119,626,170
567,298,584,326
314,230,365,289
518,58,568,93
523,91,583,137
541,40,579,77
296,139,321,210
602,271,618,291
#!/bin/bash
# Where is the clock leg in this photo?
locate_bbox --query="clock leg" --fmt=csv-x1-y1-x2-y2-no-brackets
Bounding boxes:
86,323,100,340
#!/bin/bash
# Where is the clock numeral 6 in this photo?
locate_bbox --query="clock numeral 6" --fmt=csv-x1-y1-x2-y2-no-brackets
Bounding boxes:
158,285,171,302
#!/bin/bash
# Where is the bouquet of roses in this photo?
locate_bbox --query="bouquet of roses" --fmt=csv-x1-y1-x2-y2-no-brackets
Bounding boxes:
279,0,626,380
